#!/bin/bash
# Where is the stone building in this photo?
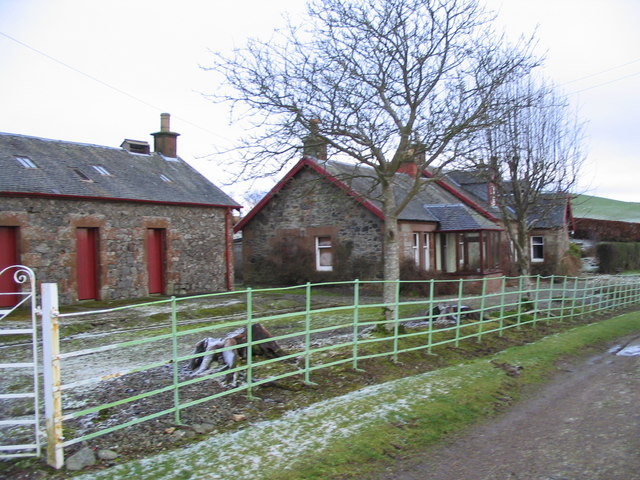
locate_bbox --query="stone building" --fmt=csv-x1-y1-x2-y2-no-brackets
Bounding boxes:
235,157,503,285
445,171,574,276
0,114,240,306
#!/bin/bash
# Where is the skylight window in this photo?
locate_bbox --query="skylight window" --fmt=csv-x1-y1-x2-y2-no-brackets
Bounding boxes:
16,156,38,169
92,165,111,176
72,168,93,182
159,174,172,183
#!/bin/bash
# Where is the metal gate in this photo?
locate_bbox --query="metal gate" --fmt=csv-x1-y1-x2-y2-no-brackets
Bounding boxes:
0,265,41,459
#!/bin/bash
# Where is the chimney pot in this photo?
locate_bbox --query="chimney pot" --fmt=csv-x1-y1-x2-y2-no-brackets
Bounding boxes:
160,112,171,132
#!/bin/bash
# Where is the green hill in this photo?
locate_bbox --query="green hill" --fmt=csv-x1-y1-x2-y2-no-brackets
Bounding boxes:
572,194,640,223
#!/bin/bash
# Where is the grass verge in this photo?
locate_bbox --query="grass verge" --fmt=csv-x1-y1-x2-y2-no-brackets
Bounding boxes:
70,311,640,480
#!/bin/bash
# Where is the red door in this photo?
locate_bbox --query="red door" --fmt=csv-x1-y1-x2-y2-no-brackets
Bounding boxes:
76,228,99,300
0,226,19,307
147,229,165,294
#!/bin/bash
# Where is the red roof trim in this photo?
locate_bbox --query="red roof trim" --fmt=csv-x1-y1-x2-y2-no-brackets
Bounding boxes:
0,191,242,210
565,194,575,231
234,157,385,232
422,170,501,223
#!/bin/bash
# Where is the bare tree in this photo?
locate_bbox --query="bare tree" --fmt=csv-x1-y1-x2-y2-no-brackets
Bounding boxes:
468,78,585,278
210,0,538,318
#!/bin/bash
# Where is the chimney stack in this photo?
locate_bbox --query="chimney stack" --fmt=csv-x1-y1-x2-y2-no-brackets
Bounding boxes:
302,119,328,160
397,143,425,177
152,113,180,158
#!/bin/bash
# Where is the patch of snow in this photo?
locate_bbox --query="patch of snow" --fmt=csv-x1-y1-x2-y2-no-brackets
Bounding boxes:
73,366,461,480
616,345,640,357
607,345,622,354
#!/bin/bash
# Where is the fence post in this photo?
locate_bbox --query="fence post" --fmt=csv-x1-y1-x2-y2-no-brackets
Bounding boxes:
170,296,182,424
547,275,554,323
352,279,363,371
579,277,589,317
427,279,435,354
454,278,463,346
246,287,260,397
303,283,317,385
498,276,506,336
392,280,401,362
516,276,524,329
477,276,487,343
41,283,63,470
532,275,541,327
559,276,569,321
570,277,579,319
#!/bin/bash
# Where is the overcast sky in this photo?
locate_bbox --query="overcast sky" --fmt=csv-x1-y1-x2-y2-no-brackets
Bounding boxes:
1,0,639,205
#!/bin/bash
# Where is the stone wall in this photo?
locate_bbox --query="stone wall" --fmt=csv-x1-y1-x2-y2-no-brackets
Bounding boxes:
530,226,570,276
0,196,231,304
241,166,384,283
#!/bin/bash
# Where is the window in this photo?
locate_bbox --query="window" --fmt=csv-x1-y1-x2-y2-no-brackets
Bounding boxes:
159,174,172,183
484,231,501,270
92,165,111,176
72,168,93,182
423,233,431,270
531,236,544,262
15,156,37,169
315,236,333,271
413,232,431,270
459,232,481,272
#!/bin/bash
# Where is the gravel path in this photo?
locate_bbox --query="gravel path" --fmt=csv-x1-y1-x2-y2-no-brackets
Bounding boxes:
366,334,640,480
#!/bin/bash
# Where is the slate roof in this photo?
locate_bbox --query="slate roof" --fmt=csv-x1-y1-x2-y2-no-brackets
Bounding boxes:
0,132,240,208
320,160,499,230
425,204,487,231
445,169,570,229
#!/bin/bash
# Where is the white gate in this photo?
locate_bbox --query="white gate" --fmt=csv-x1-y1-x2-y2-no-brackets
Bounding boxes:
0,265,41,459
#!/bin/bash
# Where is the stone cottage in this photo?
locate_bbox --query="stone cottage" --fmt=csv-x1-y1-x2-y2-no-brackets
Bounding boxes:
0,114,240,306
235,156,504,285
444,170,574,276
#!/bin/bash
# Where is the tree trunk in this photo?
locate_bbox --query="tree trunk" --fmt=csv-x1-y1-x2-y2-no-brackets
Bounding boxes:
381,182,400,328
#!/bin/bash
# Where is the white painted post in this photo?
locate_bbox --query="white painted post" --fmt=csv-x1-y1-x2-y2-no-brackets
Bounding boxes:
41,283,64,469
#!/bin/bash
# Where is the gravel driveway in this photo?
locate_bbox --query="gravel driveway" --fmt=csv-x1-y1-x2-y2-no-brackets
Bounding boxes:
365,334,640,480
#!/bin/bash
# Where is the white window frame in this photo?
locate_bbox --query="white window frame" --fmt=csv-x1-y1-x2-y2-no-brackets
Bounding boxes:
412,233,420,267
423,233,431,270
92,165,111,176
15,156,37,168
531,236,545,262
315,236,333,272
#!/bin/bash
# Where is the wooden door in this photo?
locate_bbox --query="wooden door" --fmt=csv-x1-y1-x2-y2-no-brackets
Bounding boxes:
147,228,165,294
0,226,19,307
76,228,99,300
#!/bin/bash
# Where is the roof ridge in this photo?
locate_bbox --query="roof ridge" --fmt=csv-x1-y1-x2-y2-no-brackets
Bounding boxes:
0,131,121,151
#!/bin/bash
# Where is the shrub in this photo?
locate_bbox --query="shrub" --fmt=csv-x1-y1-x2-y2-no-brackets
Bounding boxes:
558,251,582,277
568,242,582,259
596,242,640,273
399,259,459,296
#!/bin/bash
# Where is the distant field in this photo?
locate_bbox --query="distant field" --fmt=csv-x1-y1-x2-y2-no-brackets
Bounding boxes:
572,194,640,223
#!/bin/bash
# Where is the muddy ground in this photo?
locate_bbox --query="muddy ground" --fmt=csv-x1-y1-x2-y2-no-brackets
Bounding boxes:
363,334,640,480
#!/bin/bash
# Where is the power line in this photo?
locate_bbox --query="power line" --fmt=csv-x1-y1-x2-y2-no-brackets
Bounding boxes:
560,57,640,86
567,70,640,96
0,30,234,144
2,29,639,130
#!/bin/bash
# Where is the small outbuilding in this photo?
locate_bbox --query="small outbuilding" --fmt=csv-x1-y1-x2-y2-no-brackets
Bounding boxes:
0,114,240,306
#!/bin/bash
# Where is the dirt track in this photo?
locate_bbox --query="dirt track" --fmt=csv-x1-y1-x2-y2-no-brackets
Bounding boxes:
365,334,640,480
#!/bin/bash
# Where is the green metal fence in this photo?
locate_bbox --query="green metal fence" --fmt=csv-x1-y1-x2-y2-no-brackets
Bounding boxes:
40,274,640,468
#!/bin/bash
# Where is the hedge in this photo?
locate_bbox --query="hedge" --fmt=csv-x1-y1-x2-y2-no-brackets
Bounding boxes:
596,242,640,273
